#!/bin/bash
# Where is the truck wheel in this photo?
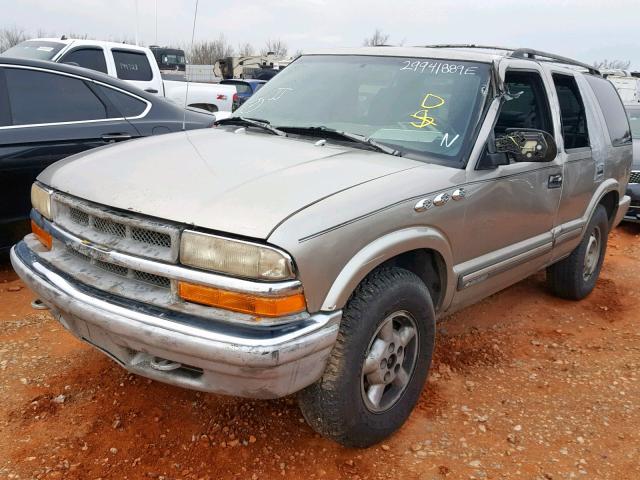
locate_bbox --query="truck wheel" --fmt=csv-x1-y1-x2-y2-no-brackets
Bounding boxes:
547,204,609,300
298,267,435,447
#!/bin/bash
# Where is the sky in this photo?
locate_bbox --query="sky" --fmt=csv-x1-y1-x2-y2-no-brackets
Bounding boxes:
3,0,639,69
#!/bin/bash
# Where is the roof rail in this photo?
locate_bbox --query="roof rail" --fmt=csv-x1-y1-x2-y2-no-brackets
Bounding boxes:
509,48,600,75
423,44,517,53
422,44,601,76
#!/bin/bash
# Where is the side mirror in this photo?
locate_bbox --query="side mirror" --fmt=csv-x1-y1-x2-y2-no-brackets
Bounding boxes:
494,129,557,163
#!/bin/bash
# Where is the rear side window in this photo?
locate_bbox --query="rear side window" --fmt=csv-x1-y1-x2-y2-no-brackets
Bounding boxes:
112,50,152,81
60,48,108,74
585,75,632,146
5,68,107,125
98,85,147,117
552,74,589,149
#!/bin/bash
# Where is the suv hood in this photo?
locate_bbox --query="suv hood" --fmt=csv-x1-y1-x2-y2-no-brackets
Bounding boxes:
39,129,420,239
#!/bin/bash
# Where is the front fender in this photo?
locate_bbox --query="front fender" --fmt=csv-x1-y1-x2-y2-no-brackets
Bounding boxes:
320,226,455,313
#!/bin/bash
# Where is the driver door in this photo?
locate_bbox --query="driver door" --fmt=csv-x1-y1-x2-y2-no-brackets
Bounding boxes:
451,65,563,309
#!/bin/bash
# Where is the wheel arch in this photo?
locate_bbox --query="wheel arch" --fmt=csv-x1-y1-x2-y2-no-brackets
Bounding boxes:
320,227,455,315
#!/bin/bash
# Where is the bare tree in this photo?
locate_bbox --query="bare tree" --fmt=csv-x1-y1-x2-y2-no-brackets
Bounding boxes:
188,35,234,64
293,49,304,58
593,59,632,70
363,28,390,46
261,38,288,57
237,42,254,57
0,26,27,52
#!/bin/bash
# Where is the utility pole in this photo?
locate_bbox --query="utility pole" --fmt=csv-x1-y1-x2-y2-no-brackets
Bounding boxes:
134,0,139,45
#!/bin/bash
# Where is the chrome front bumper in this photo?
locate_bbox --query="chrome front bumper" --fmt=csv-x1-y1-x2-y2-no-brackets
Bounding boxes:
11,242,340,399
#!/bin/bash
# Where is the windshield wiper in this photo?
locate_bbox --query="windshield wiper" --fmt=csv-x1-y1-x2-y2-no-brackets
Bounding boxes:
215,116,287,137
278,126,402,156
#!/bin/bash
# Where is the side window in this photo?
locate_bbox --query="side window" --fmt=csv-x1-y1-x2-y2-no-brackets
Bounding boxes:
112,50,153,81
495,71,553,135
585,75,632,146
60,48,108,74
552,74,590,149
5,68,107,125
97,85,147,117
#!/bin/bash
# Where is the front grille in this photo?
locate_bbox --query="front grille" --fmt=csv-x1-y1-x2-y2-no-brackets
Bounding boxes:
131,226,171,248
93,215,126,238
67,246,171,289
53,193,181,263
630,171,640,184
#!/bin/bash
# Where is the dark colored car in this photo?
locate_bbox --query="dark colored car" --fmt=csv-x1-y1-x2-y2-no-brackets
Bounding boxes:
220,79,266,107
0,57,215,252
625,105,640,222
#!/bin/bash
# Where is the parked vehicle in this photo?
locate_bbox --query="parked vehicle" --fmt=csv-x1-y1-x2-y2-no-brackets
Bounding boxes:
149,46,186,72
12,46,632,447
602,70,640,104
214,53,292,80
0,57,215,252
624,105,640,222
220,79,266,107
2,38,236,113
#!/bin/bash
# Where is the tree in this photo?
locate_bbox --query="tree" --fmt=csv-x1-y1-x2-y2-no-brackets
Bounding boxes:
237,42,254,57
188,35,234,64
0,26,27,52
363,28,390,47
293,49,304,58
593,59,632,70
261,38,288,57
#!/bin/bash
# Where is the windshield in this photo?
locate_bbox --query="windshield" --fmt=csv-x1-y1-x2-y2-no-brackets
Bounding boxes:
234,55,491,163
627,107,640,139
2,40,66,60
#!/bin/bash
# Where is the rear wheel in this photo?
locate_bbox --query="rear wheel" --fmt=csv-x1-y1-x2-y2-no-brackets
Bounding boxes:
298,267,435,447
547,204,609,300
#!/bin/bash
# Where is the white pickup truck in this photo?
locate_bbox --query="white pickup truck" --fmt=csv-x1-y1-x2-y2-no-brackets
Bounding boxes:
2,38,236,113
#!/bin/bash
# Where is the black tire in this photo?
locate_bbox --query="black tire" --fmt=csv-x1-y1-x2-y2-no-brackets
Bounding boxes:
298,267,436,447
547,204,609,300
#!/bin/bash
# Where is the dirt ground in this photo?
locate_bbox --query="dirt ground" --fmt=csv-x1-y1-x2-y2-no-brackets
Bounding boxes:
0,224,639,480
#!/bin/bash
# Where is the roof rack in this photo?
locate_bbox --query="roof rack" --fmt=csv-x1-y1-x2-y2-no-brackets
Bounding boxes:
509,48,600,75
422,44,600,76
423,44,518,53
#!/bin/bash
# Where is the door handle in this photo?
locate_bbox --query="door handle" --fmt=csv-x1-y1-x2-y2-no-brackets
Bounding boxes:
101,133,132,142
548,174,563,189
145,88,159,94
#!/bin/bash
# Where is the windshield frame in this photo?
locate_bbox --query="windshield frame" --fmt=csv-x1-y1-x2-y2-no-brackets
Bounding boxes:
234,54,495,169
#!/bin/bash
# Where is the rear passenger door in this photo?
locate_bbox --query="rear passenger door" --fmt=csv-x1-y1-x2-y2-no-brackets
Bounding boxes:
0,66,140,227
549,72,632,260
109,48,163,95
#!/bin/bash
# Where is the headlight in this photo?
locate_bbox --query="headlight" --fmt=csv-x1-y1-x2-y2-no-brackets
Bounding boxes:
180,230,295,280
31,183,53,220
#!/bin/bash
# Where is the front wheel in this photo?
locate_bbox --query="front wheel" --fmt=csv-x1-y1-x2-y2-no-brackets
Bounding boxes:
298,267,435,447
547,204,609,300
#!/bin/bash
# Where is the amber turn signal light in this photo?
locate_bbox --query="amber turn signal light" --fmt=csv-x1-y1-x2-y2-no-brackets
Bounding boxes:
177,281,306,318
31,220,52,250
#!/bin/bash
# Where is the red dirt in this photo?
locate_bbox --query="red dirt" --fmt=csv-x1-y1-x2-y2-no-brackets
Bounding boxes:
1,224,639,479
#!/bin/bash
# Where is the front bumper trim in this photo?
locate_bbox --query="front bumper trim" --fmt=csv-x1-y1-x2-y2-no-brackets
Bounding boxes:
11,243,341,399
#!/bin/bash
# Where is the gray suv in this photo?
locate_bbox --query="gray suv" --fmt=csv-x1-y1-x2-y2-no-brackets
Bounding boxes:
12,46,632,447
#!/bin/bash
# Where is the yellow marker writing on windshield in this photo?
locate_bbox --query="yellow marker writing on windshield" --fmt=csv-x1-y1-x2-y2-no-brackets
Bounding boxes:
410,93,445,128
